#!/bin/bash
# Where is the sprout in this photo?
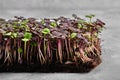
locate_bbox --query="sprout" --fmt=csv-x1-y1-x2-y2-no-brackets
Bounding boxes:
18,47,23,53
21,19,29,25
85,14,95,22
50,22,57,27
70,33,77,38
85,14,95,19
4,32,18,38
19,19,30,31
30,42,37,47
42,28,50,35
79,19,85,23
24,32,32,40
78,24,83,29
22,32,32,62
42,28,50,62
12,33,18,38
40,19,45,25
22,32,32,42
4,32,12,36
94,32,98,37
22,38,30,42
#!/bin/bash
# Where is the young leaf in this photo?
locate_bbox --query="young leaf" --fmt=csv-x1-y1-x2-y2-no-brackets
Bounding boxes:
40,19,45,25
78,24,83,29
21,19,29,25
24,32,32,39
94,32,98,37
85,14,95,19
70,33,77,38
12,32,18,38
4,32,12,36
22,38,29,42
79,19,85,23
42,28,50,35
50,22,57,27
30,42,37,46
18,48,23,53
22,32,32,42
84,52,88,56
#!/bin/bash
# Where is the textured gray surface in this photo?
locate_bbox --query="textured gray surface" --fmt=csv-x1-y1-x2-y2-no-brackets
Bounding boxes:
0,0,120,80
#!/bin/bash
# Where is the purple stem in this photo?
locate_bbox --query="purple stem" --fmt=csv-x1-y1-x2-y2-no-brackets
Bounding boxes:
47,41,52,62
58,39,62,63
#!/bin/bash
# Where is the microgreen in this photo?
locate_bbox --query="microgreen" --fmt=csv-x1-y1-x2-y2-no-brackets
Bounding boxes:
21,19,29,25
11,32,18,38
50,22,57,27
70,33,77,38
4,32,12,36
22,32,32,42
42,28,50,35
22,32,32,62
24,32,32,40
85,14,95,22
30,42,37,47
18,47,23,53
4,32,18,38
40,19,45,25
78,24,83,29
79,19,85,23
42,28,50,61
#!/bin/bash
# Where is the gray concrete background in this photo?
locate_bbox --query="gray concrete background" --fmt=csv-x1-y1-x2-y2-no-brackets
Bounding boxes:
0,0,120,80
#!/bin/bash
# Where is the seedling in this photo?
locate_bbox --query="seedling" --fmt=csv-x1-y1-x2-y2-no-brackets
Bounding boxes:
40,19,45,25
4,32,18,38
22,32,32,62
50,22,57,28
70,33,77,39
78,24,83,29
85,14,95,22
42,28,50,35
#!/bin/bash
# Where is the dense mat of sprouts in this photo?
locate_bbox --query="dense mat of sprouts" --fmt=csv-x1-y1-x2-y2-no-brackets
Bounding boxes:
0,14,105,66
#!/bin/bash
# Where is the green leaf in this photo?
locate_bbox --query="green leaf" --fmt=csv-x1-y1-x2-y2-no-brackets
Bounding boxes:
21,19,28,25
13,22,18,25
85,14,95,19
22,38,29,42
87,35,91,40
78,24,83,29
12,32,18,38
22,32,32,42
94,32,98,37
4,32,12,36
40,19,45,25
18,48,23,53
4,32,18,38
20,25,26,28
79,19,85,23
99,28,103,32
30,42,37,46
70,33,77,38
84,52,88,56
42,28,50,35
13,25,18,29
50,22,57,27
24,32,32,39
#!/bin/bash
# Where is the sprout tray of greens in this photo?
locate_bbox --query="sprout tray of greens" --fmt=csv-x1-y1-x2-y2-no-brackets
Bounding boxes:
0,14,105,72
